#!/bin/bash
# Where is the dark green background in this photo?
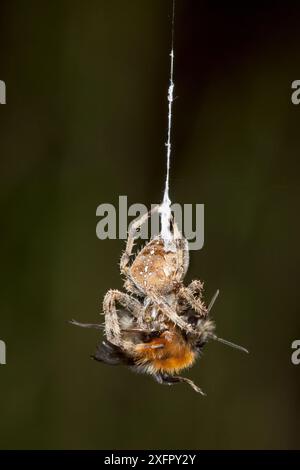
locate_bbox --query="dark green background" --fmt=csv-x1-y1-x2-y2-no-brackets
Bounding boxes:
1,0,300,449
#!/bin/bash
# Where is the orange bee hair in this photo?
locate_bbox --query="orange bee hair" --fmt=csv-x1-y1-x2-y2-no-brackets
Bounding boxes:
134,327,196,375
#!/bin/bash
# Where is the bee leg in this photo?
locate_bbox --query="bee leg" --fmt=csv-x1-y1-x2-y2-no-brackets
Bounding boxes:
155,373,206,395
143,343,164,350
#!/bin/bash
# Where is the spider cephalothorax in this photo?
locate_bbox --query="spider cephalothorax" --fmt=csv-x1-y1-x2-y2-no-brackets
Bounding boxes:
71,206,248,394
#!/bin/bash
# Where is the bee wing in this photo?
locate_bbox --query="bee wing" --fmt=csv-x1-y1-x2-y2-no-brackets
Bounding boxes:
121,328,165,344
91,340,134,365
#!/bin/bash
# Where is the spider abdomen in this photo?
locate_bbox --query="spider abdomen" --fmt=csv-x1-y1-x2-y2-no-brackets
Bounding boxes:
130,239,179,293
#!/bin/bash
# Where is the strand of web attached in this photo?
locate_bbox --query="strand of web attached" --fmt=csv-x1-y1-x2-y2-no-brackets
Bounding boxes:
160,1,175,250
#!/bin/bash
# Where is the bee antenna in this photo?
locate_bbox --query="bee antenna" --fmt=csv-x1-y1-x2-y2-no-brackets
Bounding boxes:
207,289,220,314
211,335,249,354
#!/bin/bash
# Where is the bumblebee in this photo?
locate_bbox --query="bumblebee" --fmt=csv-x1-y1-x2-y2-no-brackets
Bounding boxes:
71,207,248,394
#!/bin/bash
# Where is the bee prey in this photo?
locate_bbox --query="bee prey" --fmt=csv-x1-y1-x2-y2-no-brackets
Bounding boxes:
70,206,248,394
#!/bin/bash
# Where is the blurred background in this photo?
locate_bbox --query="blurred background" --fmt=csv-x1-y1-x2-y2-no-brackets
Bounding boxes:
0,0,300,450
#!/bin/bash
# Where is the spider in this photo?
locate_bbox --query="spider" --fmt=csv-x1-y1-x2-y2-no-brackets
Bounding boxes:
71,206,248,394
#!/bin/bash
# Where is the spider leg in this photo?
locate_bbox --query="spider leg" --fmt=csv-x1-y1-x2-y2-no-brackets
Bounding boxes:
177,280,204,310
147,290,195,335
69,319,103,330
155,372,205,395
103,289,141,348
171,221,190,281
176,239,190,281
187,280,204,298
178,286,207,317
120,205,160,276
